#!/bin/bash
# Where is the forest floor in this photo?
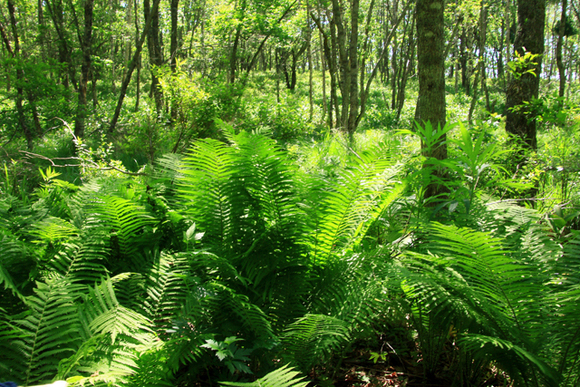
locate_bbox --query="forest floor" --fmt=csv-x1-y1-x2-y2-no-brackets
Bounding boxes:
334,354,413,386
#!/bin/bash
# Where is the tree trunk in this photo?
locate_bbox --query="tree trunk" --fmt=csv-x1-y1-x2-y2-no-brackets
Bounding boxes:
109,0,162,134
346,0,359,139
5,0,34,149
170,0,179,120
144,0,164,112
229,26,242,84
505,0,546,150
459,27,470,94
330,0,349,131
556,0,568,97
171,0,179,71
415,0,446,132
307,0,313,121
315,0,327,123
134,0,141,112
468,2,487,124
74,0,94,139
415,0,447,200
396,14,415,122
45,0,77,90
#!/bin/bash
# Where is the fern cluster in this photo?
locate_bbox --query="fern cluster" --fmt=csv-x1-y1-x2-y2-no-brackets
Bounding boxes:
1,129,579,387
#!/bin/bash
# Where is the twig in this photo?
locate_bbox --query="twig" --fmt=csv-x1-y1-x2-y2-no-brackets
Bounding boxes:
19,150,87,168
485,197,555,206
19,150,148,176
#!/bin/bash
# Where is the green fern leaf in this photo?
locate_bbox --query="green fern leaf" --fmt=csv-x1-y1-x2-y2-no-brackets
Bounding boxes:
219,364,309,387
14,279,82,385
281,314,350,371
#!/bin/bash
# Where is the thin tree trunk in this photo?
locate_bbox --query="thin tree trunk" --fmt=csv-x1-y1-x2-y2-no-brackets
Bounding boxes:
556,0,568,97
5,0,34,149
307,0,314,120
396,14,414,122
346,0,359,139
505,0,512,86
330,0,349,130
74,0,94,139
134,0,141,112
45,0,77,89
144,0,164,112
109,0,162,134
468,2,487,124
357,0,410,128
171,0,179,71
170,0,179,120
229,26,242,84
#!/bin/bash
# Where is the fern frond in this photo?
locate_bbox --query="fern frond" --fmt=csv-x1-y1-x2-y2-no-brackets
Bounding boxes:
310,149,401,267
30,216,80,243
401,223,555,381
82,277,153,345
281,314,350,371
458,334,560,387
58,278,157,386
0,229,38,303
206,282,275,342
144,251,189,333
178,138,235,249
13,279,82,386
85,195,156,269
0,307,26,377
0,253,23,300
45,239,108,284
543,231,580,380
417,223,544,331
227,134,308,303
219,364,309,387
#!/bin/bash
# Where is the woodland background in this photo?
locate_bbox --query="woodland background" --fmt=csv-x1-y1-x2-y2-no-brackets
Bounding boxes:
1,0,580,386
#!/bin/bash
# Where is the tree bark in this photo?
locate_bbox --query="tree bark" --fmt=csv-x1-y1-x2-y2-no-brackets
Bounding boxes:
505,0,546,150
144,0,164,112
415,0,446,133
229,26,242,84
45,0,77,90
109,0,162,134
74,0,94,139
556,0,568,97
346,0,359,140
415,0,447,200
4,0,34,149
171,0,179,71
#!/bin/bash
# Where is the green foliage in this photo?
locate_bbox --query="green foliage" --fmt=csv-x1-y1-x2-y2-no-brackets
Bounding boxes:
552,15,578,37
2,126,580,387
507,51,542,80
219,364,309,387
202,336,253,374
400,221,578,385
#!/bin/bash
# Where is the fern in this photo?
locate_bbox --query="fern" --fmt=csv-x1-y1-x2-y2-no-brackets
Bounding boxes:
219,364,309,387
44,239,108,285
178,138,235,251
281,314,350,371
543,231,580,383
58,277,157,386
0,307,26,377
308,148,401,267
13,279,82,385
400,223,559,384
143,251,189,334
177,134,310,329
85,195,156,271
